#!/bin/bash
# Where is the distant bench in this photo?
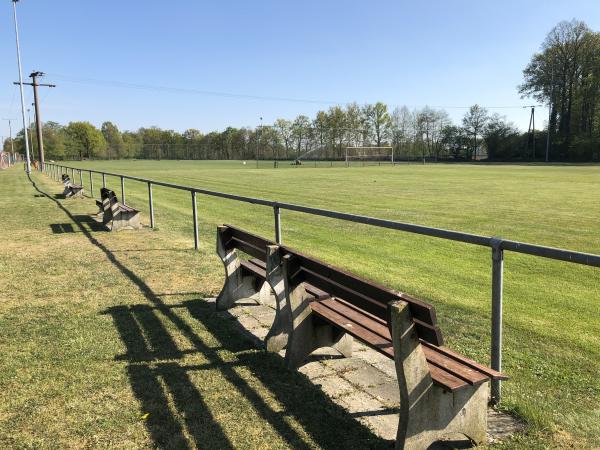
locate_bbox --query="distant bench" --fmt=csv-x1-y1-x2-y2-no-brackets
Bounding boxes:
61,173,83,198
99,188,141,231
96,187,111,216
215,225,507,449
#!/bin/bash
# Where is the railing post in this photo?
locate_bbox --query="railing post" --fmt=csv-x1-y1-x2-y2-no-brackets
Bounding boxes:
274,205,282,244
192,191,199,251
71,168,75,181
102,173,106,188
89,171,94,197
120,176,125,205
148,182,155,228
79,170,83,187
490,237,504,405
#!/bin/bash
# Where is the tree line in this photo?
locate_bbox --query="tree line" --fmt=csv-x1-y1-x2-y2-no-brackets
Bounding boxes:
3,20,599,162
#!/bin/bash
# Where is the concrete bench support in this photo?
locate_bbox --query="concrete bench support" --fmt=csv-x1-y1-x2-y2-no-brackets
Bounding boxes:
265,245,352,367
102,190,142,231
390,300,488,449
215,226,271,311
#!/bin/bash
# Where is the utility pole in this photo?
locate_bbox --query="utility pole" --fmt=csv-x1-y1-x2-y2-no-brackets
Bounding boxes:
524,106,537,160
13,72,55,171
545,68,554,163
256,117,263,169
2,119,16,157
11,0,31,173
27,108,34,155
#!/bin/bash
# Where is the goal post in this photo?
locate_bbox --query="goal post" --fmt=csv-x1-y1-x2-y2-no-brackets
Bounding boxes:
344,146,394,167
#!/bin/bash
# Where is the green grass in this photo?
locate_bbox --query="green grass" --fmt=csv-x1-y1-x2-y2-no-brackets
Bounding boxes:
3,161,600,448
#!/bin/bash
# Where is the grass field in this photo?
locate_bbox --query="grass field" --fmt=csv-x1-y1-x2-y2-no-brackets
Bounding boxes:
2,161,599,448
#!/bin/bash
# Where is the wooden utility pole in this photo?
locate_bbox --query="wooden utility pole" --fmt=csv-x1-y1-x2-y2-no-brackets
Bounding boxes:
13,71,55,171
525,105,536,160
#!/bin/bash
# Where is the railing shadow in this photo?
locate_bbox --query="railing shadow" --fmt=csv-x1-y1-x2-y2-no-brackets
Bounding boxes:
30,174,391,449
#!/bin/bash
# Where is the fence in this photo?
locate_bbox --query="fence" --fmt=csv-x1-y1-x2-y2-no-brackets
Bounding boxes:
43,162,600,404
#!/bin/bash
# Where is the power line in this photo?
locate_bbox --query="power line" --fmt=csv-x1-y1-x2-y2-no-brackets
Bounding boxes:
47,73,538,110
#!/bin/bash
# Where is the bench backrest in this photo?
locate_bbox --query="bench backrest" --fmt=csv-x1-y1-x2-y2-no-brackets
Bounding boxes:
279,245,444,346
106,190,119,206
219,225,443,346
219,225,275,261
100,187,111,199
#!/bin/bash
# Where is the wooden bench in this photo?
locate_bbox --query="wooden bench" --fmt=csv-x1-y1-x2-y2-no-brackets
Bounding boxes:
96,187,111,216
61,173,83,198
215,225,507,449
102,189,141,231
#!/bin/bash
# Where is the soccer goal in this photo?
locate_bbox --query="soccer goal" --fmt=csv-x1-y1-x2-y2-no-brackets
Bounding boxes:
344,146,394,167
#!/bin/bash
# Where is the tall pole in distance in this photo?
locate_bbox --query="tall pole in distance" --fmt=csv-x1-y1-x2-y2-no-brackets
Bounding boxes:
532,107,535,160
256,117,262,169
30,72,53,171
546,68,554,163
2,119,16,157
27,108,34,157
12,0,31,173
13,74,55,171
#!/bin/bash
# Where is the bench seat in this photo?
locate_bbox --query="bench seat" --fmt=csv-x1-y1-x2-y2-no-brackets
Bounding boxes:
309,297,504,391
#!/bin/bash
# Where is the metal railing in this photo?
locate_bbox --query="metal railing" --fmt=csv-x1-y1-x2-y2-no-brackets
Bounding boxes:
43,162,600,404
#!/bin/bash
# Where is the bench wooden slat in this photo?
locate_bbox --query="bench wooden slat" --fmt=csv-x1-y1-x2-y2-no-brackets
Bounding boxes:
297,267,444,346
225,224,275,251
421,346,489,386
247,258,330,300
284,250,438,326
420,341,508,381
230,237,267,260
310,300,395,356
310,300,470,391
318,297,390,339
240,259,330,301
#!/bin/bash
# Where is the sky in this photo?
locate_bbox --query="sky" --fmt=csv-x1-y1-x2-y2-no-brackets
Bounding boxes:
1,0,599,140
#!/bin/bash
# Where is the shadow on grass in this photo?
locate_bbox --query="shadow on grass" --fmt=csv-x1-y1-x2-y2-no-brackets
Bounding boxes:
29,174,391,449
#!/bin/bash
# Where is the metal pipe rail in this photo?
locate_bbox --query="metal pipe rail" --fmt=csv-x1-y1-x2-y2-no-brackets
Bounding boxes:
44,162,600,404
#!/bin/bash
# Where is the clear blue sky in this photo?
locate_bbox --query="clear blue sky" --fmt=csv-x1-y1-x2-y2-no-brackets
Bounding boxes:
1,0,599,139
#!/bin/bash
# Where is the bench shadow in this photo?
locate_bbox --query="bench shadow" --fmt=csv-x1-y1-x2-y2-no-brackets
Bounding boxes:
50,223,75,234
29,175,391,450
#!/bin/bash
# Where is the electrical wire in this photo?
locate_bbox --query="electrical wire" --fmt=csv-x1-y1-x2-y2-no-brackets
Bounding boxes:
47,73,535,110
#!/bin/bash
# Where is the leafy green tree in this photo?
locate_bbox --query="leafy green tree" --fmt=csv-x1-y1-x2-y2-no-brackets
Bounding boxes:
101,122,124,159
483,115,520,160
462,105,489,160
65,122,106,160
520,19,600,159
42,121,66,160
363,102,391,147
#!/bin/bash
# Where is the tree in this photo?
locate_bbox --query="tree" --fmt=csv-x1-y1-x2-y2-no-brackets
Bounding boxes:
520,19,600,159
42,121,66,160
363,102,391,147
101,121,124,159
483,114,520,160
274,119,293,158
65,122,106,160
462,105,489,160
291,115,311,159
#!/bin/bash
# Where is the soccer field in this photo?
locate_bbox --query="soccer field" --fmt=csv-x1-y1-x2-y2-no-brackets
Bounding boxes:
5,161,600,447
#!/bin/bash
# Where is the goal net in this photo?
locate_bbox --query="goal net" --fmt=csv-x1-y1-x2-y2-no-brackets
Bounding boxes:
344,146,394,166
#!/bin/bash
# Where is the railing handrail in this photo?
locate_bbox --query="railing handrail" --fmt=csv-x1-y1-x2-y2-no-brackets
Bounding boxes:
50,162,600,268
